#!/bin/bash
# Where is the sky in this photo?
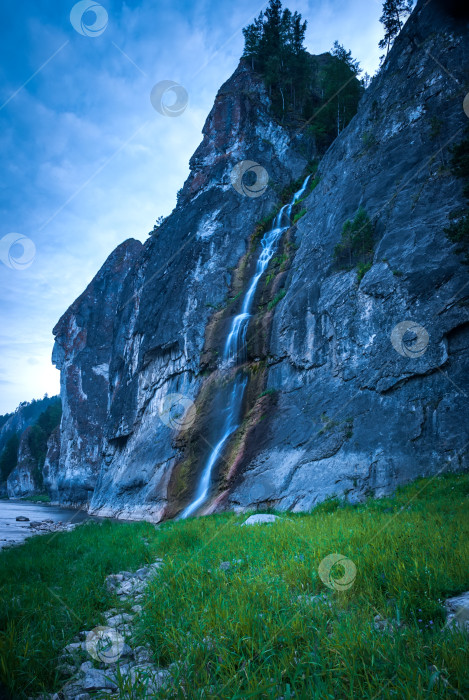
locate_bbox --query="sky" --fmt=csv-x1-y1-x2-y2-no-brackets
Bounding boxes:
0,0,384,415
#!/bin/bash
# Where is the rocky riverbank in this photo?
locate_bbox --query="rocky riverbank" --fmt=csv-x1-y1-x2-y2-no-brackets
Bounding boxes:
0,501,92,550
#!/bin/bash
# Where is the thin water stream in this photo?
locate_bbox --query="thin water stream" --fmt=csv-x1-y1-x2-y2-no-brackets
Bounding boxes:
180,174,311,518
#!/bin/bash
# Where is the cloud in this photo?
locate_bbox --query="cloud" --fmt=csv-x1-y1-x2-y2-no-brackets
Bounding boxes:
0,0,383,413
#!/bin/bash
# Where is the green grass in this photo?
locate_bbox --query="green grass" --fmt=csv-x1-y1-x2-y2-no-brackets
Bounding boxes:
0,520,155,698
1,472,469,698
292,208,307,224
21,493,51,503
267,288,287,310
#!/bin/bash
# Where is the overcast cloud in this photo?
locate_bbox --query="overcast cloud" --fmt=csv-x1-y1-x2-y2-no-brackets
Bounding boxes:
0,0,383,414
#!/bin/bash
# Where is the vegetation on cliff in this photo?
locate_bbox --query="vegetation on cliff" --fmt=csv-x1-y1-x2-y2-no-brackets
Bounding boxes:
333,207,375,282
0,434,20,483
242,0,363,149
0,396,61,485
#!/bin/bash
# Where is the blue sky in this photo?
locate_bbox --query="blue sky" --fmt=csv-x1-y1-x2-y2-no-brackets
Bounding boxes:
0,0,383,415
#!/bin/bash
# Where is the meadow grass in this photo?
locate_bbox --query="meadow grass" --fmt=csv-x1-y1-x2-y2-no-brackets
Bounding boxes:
20,494,51,504
0,471,468,699
0,519,155,698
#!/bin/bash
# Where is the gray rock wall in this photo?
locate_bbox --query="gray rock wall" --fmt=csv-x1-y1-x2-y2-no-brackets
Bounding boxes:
42,426,61,501
228,0,469,510
51,239,143,506
7,427,38,498
88,61,308,519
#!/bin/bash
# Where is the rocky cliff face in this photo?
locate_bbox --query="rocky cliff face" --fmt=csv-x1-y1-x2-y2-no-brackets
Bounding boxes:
50,240,143,505
7,427,38,498
42,426,61,500
49,0,469,518
86,62,309,520
226,0,469,510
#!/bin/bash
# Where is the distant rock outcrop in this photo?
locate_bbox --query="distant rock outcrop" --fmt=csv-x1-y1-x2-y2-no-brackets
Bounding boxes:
0,395,58,456
7,427,38,498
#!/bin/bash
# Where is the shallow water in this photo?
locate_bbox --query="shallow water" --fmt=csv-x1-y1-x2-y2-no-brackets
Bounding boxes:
0,500,93,549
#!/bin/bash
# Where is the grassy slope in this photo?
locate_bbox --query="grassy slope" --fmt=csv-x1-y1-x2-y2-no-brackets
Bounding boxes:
0,472,468,699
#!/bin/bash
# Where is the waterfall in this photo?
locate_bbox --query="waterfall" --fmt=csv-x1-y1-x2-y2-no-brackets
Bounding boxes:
179,173,311,519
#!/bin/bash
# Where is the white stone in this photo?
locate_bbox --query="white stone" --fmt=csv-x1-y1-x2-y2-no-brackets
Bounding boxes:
445,591,469,632
241,514,281,526
82,667,117,691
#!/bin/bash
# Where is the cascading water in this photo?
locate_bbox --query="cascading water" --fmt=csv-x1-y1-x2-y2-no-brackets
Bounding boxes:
179,174,312,519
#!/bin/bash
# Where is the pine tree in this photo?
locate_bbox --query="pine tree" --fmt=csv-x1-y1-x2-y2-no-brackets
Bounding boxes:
379,0,414,57
331,41,361,76
242,13,264,70
242,1,362,144
242,0,309,117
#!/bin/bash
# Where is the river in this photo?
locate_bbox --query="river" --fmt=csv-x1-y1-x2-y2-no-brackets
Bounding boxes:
0,500,93,550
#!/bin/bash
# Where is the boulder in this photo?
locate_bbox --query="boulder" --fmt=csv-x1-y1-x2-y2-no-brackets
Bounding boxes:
241,514,280,526
445,591,469,633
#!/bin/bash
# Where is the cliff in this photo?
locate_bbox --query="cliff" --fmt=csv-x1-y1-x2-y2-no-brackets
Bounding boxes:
50,239,143,505
7,427,39,498
0,395,58,456
48,0,469,519
0,395,61,497
226,0,469,510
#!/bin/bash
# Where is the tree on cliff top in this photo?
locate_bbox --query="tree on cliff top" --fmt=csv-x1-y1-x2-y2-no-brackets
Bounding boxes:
242,0,309,114
379,0,414,58
242,0,362,151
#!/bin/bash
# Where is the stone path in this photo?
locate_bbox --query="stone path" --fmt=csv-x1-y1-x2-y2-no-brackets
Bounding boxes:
32,559,170,700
